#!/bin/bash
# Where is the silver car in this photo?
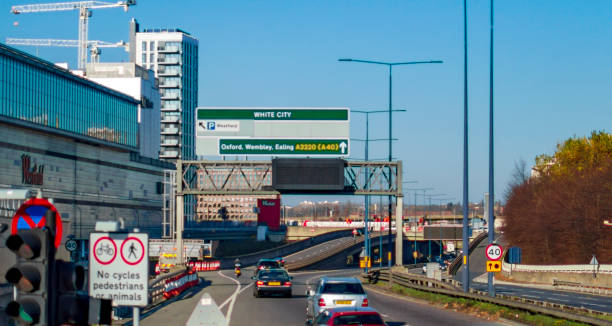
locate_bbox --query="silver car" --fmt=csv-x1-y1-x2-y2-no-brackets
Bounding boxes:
306,277,368,322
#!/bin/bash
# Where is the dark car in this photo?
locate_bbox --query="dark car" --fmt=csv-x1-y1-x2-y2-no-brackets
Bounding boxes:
255,258,282,271
307,307,386,326
252,268,292,298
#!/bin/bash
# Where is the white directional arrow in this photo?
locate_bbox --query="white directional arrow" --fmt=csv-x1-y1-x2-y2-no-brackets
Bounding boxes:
339,141,347,154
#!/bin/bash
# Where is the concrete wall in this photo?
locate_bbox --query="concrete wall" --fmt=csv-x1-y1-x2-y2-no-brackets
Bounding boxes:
219,229,352,269
286,226,349,240
502,269,612,288
0,123,164,240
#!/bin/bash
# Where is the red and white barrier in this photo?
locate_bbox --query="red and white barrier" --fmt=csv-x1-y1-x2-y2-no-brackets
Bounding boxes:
187,260,221,272
163,270,199,299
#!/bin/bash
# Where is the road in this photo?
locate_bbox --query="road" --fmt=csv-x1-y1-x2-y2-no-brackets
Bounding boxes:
284,236,358,264
470,280,612,313
136,268,509,326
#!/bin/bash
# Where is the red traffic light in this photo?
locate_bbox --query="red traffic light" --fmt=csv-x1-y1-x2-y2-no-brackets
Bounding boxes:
5,231,42,259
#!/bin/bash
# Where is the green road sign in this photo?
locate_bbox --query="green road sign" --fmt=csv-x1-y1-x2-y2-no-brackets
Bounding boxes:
198,109,348,120
219,139,349,156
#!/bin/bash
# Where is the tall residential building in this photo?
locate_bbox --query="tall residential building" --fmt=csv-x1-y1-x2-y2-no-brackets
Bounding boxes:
131,19,198,160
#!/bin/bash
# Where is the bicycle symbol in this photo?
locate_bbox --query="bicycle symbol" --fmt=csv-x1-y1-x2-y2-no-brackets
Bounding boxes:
97,243,115,256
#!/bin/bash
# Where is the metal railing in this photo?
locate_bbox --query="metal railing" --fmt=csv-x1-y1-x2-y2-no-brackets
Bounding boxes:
448,231,488,275
363,269,612,326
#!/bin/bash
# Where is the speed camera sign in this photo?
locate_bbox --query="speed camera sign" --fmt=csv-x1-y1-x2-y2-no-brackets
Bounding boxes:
485,243,503,261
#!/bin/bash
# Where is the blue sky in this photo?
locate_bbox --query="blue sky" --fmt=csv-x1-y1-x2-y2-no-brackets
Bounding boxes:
2,1,611,207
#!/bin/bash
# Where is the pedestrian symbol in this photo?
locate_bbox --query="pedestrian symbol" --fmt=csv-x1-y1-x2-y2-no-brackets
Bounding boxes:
121,237,145,265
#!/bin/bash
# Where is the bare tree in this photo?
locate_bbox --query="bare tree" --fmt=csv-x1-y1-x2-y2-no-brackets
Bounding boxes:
504,158,530,201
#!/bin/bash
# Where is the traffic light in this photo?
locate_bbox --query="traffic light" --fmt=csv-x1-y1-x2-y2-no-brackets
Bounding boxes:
4,228,52,325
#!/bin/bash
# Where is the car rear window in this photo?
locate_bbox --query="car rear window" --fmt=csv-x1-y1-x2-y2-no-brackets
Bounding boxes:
259,271,288,280
333,314,384,325
321,282,365,294
259,261,280,268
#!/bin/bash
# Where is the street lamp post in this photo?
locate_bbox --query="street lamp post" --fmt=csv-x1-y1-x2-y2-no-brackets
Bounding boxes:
406,187,433,263
339,58,443,268
462,0,471,293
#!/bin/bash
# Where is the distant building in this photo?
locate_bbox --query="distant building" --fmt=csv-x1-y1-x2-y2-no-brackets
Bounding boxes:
130,19,199,161
86,62,161,159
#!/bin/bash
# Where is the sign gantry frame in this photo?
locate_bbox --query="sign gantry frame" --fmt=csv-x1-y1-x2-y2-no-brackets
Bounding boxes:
172,160,405,264
176,160,402,196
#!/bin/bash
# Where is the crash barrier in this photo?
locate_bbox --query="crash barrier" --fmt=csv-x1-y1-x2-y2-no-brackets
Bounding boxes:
284,233,387,271
149,267,190,304
363,268,612,326
162,270,199,299
503,262,612,274
187,260,221,272
220,229,353,269
447,231,488,275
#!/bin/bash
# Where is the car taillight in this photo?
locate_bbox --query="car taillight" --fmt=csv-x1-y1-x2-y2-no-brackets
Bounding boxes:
284,281,291,286
361,298,368,307
318,298,326,307
256,281,264,286
258,266,264,270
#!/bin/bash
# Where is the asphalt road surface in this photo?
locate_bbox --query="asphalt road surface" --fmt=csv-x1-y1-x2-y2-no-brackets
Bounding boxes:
284,236,358,264
136,268,510,326
470,281,612,313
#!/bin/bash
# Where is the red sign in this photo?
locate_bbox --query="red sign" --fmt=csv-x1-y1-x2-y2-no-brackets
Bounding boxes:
21,154,44,185
257,198,280,230
11,198,63,248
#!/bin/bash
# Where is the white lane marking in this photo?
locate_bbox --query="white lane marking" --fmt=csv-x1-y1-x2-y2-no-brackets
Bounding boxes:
238,282,254,294
217,270,241,326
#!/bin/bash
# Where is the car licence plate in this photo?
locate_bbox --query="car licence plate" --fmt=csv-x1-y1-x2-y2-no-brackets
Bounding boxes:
268,282,281,286
335,300,352,305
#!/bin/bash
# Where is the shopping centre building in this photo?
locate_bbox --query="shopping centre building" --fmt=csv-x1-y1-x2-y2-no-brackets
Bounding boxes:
0,43,173,258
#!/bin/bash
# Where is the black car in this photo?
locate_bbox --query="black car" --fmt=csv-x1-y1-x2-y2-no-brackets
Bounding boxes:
252,268,292,298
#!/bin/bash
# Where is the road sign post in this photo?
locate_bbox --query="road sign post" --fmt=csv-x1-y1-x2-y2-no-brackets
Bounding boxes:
89,232,149,308
485,243,502,296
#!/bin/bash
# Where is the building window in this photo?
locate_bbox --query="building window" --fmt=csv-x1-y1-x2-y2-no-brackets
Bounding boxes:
142,41,146,51
149,41,155,51
142,54,146,63
150,53,154,64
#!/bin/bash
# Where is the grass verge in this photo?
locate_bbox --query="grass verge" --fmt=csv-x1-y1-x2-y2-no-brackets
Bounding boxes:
369,280,598,326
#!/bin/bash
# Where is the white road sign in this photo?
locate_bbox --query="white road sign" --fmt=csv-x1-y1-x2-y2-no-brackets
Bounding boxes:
89,232,149,307
195,107,350,157
485,243,503,261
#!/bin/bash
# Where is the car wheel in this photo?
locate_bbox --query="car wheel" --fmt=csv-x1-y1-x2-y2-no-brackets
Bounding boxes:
286,292,292,298
254,291,259,298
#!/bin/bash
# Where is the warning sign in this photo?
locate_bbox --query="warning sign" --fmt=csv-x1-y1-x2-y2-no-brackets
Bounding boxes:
89,232,149,307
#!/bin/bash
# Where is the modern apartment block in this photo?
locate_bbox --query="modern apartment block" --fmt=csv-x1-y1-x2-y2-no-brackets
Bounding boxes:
130,19,198,160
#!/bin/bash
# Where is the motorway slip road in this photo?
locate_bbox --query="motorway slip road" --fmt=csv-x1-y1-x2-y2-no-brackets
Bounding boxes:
130,268,515,326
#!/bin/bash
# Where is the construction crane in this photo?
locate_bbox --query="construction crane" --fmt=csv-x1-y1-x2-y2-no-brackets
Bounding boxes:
11,0,136,70
6,37,128,64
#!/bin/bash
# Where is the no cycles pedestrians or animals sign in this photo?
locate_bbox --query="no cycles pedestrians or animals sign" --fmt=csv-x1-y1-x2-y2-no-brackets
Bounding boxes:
89,232,149,307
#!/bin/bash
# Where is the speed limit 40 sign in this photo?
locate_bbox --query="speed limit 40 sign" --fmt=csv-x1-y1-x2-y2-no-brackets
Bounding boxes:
485,243,503,261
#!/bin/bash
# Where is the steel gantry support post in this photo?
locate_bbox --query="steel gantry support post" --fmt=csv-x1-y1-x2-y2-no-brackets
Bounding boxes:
176,160,184,264
395,194,403,266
